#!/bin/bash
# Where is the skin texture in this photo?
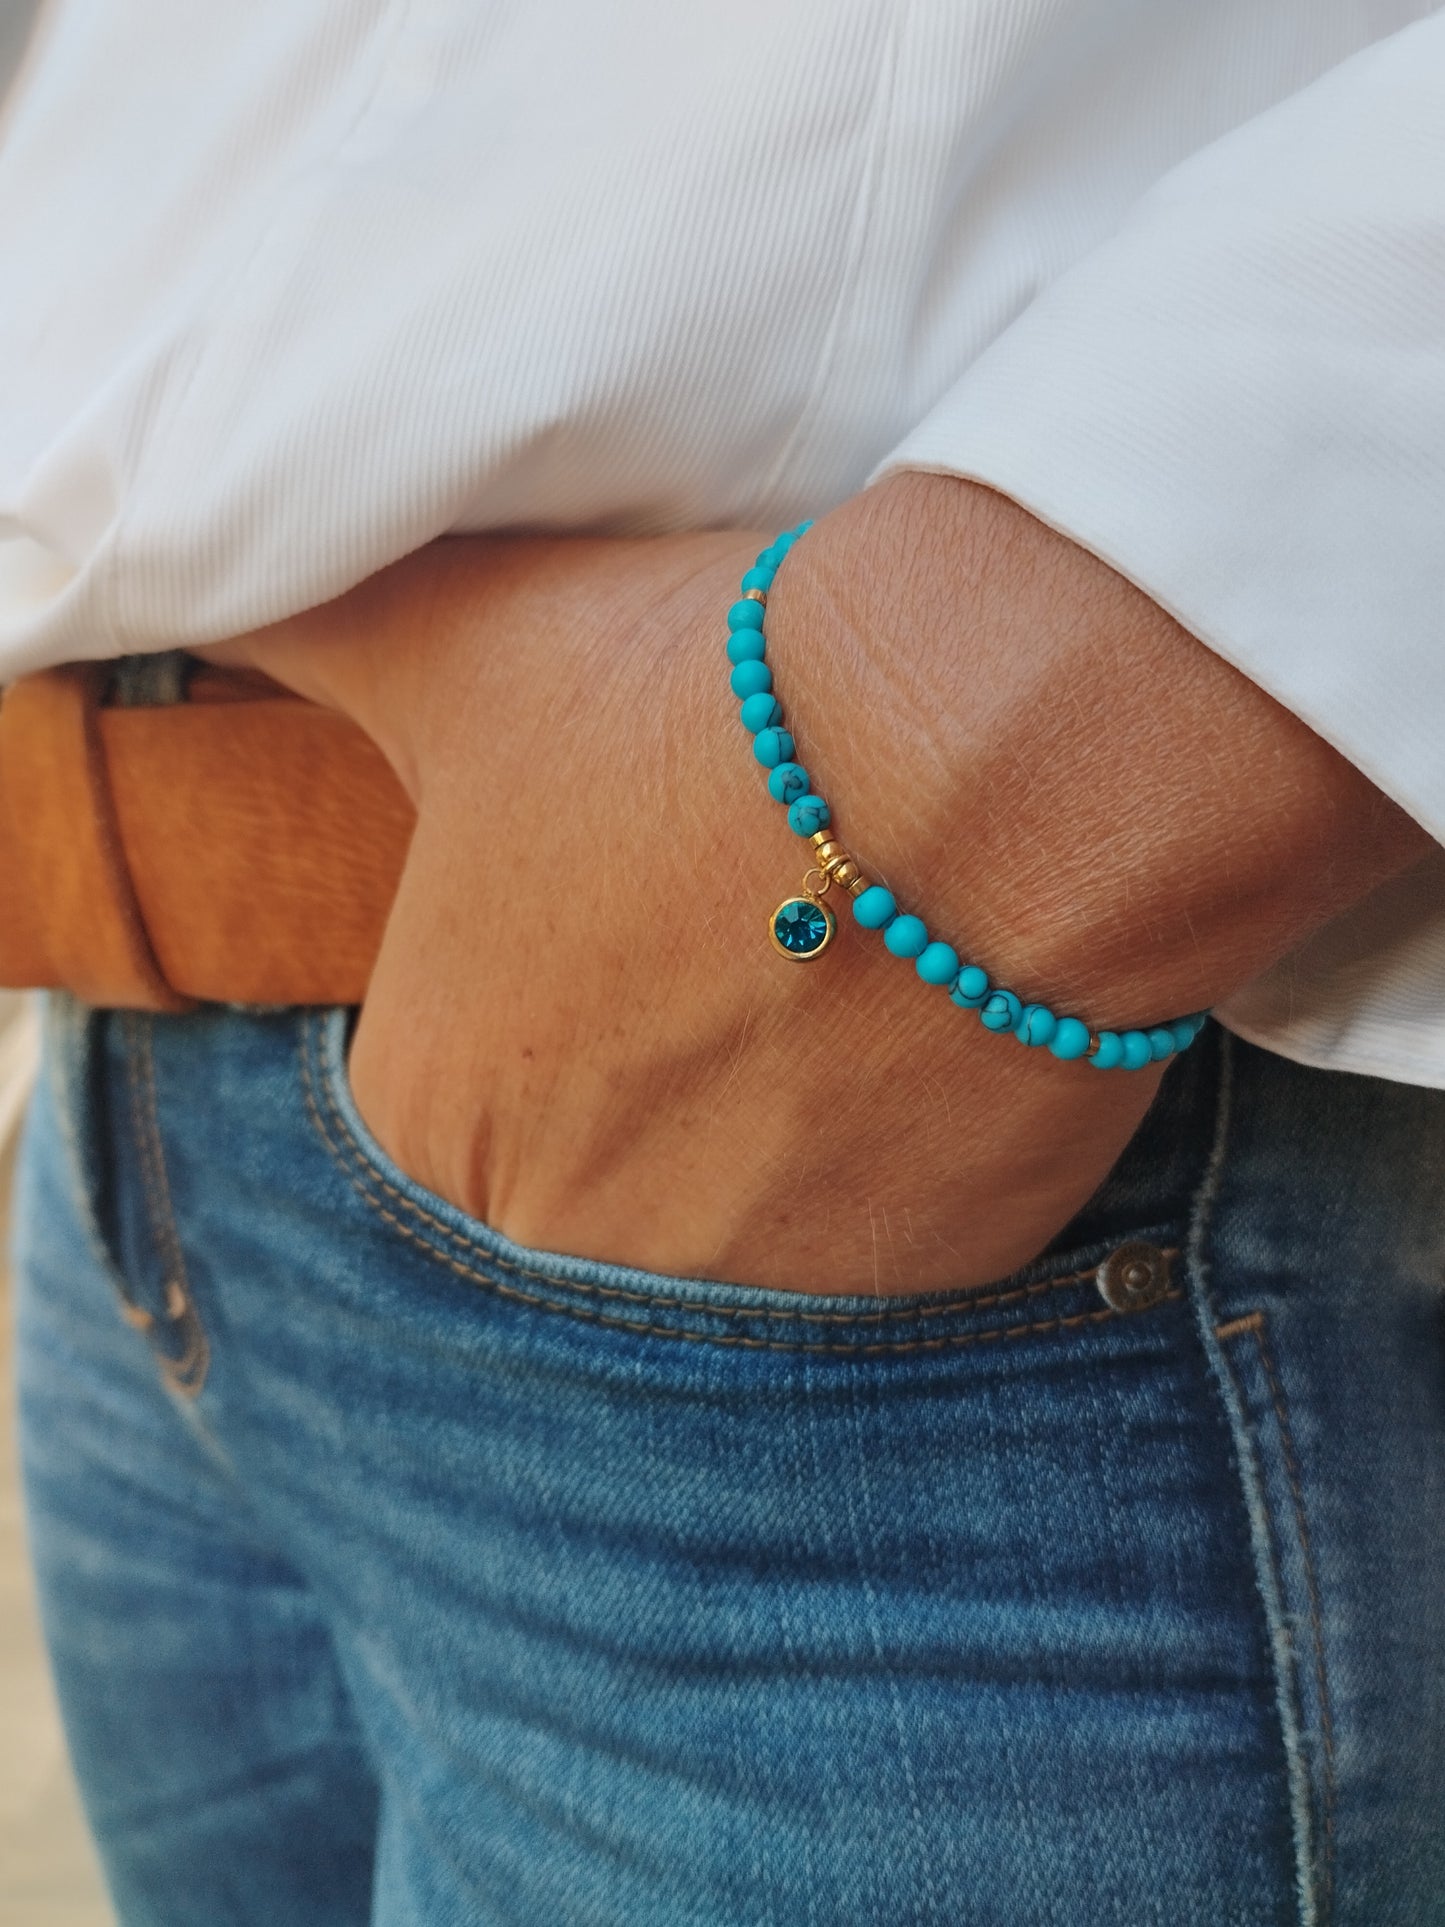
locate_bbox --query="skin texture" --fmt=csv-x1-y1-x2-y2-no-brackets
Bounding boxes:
197,474,1429,1294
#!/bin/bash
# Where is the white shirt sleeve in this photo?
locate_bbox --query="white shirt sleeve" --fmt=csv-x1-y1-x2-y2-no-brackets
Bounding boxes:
876,9,1445,851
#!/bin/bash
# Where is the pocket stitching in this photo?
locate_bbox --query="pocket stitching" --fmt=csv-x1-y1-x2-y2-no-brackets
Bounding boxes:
299,1016,1181,1354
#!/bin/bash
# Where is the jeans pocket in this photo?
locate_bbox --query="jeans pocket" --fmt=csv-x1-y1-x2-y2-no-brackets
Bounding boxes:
298,1004,1194,1360
289,1014,1289,1926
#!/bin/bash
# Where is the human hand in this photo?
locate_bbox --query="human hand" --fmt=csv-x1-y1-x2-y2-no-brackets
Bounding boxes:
198,477,1426,1293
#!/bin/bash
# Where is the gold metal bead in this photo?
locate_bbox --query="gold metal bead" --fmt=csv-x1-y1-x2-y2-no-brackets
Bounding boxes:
741,588,767,605
806,829,871,896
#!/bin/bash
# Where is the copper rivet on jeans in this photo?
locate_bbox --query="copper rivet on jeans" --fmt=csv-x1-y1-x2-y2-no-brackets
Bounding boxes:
1096,1240,1171,1313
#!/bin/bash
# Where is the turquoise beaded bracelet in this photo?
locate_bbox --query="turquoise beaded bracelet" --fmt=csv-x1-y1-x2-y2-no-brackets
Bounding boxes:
730,524,1208,1070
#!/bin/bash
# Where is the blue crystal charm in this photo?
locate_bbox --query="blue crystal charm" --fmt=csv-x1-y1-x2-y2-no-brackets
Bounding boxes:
769,894,835,960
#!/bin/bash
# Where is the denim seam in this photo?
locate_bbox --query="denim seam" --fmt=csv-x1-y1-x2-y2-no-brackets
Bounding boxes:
299,1019,1182,1354
1237,1311,1338,1919
119,1014,210,1398
121,1015,181,1288
45,997,157,1335
300,1013,1177,1329
1183,1033,1318,1927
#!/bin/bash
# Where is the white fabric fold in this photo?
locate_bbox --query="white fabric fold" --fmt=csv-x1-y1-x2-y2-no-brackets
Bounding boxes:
875,12,1445,1081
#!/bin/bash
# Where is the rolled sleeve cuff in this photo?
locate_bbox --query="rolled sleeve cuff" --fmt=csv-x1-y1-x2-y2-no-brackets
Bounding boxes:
873,11,1445,850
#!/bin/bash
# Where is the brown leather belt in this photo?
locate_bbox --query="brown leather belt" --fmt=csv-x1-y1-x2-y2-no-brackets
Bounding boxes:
0,665,415,1010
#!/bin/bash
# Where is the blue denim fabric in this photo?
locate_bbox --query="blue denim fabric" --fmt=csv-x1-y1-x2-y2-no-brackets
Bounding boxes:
12,998,1445,1925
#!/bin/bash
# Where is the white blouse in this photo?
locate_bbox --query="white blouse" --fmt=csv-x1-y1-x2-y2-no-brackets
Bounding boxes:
2,0,1444,1085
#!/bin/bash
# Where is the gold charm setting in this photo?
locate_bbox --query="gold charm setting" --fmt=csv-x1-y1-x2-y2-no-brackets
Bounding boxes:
767,833,871,961
768,891,836,960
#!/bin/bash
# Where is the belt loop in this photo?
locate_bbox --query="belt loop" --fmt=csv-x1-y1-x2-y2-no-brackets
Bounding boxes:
0,666,193,1012
111,651,192,708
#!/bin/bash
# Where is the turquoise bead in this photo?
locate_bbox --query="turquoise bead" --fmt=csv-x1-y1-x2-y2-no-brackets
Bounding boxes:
1049,1016,1092,1061
916,941,959,986
726,628,766,665
739,692,782,732
1016,1003,1057,1047
950,964,989,1008
1190,1011,1210,1036
741,566,773,593
787,795,831,837
1170,1018,1196,1052
767,762,810,805
1090,1031,1124,1069
884,914,929,959
730,659,773,699
1120,1030,1153,1071
754,525,809,571
727,599,765,632
752,726,795,768
852,885,896,929
1148,1026,1176,1062
979,988,1023,1033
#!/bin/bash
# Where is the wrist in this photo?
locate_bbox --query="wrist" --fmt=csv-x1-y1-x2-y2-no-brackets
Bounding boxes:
763,474,1428,1035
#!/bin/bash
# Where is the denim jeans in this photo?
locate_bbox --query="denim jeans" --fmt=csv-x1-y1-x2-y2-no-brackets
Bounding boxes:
12,997,1445,1925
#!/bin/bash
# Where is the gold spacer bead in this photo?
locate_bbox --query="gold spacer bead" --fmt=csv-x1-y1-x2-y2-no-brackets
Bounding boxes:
809,830,869,894
741,588,767,605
